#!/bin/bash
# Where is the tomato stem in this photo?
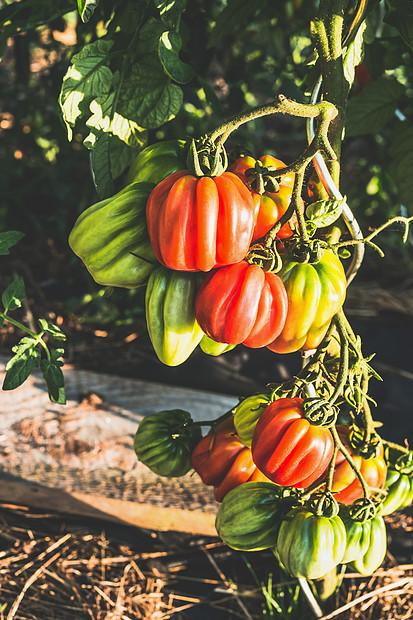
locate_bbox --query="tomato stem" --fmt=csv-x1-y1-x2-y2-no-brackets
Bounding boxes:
328,313,349,405
330,425,370,499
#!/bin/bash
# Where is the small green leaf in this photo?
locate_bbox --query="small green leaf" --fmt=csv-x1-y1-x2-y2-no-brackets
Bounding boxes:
86,132,114,199
338,247,352,259
77,0,100,24
2,277,25,313
154,0,187,29
158,31,192,84
41,359,66,404
346,77,405,137
306,197,345,228
38,319,67,342
343,21,367,88
119,57,183,129
3,338,41,391
0,231,25,255
305,221,318,238
137,18,167,55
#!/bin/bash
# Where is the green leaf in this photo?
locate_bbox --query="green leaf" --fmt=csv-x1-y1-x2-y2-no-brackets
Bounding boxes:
343,21,367,88
86,91,145,146
86,132,114,198
0,231,25,255
41,359,66,404
109,135,145,180
137,17,167,55
2,277,25,313
38,318,67,342
158,31,192,84
338,248,352,259
208,0,269,48
346,77,405,137
306,197,345,228
385,0,413,51
59,40,113,140
3,337,41,391
77,0,100,24
389,122,413,210
154,0,187,29
119,57,183,129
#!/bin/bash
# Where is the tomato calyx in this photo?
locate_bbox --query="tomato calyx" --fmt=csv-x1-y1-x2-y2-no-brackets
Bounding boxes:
244,160,280,194
349,425,382,459
246,243,282,273
348,497,378,523
288,237,327,265
302,397,339,428
393,450,413,476
308,491,339,518
186,136,228,177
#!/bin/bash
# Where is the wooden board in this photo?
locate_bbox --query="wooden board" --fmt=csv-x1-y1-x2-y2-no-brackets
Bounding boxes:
0,357,237,533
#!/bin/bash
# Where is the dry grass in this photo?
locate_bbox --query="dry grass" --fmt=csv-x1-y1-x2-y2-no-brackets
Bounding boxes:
0,504,412,620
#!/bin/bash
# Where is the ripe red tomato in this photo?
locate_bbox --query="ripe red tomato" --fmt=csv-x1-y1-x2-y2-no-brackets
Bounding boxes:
191,418,270,502
229,154,296,241
195,260,288,348
251,398,334,488
146,170,255,272
331,426,387,504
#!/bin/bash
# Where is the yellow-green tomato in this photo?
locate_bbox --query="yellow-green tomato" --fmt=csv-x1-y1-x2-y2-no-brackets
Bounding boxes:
233,394,271,447
199,335,236,356
349,516,387,576
145,267,204,366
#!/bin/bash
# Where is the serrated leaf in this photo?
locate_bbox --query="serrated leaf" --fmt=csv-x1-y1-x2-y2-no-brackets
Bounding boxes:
208,0,268,48
346,77,405,137
343,21,367,88
158,31,192,84
154,0,187,29
38,318,67,342
306,198,345,228
389,122,413,210
109,135,146,179
2,277,25,313
385,0,413,51
86,92,145,146
77,0,100,24
41,359,66,404
3,341,41,391
119,57,183,129
0,231,25,255
59,40,114,140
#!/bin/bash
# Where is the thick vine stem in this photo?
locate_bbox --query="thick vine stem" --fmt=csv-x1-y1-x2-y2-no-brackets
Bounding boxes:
382,439,410,457
328,313,349,405
330,425,370,500
208,95,338,163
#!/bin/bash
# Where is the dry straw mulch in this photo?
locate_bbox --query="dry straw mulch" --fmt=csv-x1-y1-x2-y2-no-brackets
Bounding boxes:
0,504,412,620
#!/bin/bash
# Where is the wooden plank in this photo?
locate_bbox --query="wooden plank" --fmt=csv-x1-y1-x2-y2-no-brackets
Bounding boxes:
0,477,217,536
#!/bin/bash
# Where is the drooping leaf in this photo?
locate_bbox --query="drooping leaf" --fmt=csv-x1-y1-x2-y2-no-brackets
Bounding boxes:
119,57,183,129
158,31,192,84
77,0,100,23
343,21,367,88
86,92,145,146
154,0,187,29
0,231,25,255
41,358,66,404
59,40,114,140
305,197,345,228
2,277,25,313
389,122,413,210
38,318,67,342
345,77,405,136
3,337,41,391
109,135,145,180
85,132,114,198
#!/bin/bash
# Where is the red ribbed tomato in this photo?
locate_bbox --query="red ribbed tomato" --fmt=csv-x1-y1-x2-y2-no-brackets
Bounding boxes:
251,398,334,488
229,155,296,241
146,170,255,272
331,426,387,504
191,418,270,502
195,260,288,348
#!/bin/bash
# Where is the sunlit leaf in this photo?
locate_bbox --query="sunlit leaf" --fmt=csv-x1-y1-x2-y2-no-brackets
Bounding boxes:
158,31,192,84
77,0,100,23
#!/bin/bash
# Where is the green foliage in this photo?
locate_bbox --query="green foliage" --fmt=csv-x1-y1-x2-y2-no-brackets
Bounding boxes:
77,0,100,24
306,198,346,229
0,231,25,255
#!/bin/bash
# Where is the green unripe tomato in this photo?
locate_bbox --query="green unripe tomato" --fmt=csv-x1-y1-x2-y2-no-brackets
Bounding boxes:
126,140,186,185
277,508,346,580
146,266,204,366
215,481,285,551
69,182,157,288
233,394,271,447
379,468,413,516
349,516,387,576
134,409,202,477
